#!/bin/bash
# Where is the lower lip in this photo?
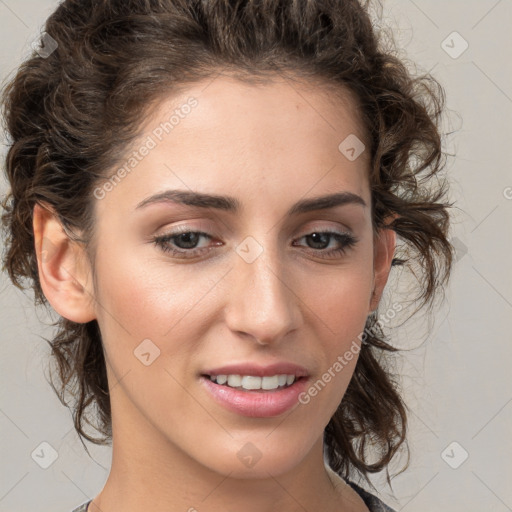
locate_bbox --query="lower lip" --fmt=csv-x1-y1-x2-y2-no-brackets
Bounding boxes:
199,376,309,418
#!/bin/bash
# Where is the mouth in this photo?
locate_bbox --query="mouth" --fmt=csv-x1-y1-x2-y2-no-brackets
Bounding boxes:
202,373,306,392
199,363,310,417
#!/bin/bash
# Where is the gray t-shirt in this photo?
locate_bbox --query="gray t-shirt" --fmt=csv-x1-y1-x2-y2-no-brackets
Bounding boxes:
70,481,396,512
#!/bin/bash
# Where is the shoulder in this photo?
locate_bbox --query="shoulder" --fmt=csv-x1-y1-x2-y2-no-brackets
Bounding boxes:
69,499,92,512
345,480,397,512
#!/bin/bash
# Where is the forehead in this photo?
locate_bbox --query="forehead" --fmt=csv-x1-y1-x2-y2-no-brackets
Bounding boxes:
97,74,371,216
156,73,368,151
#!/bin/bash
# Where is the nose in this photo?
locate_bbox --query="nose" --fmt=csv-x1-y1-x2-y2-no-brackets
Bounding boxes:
223,240,301,346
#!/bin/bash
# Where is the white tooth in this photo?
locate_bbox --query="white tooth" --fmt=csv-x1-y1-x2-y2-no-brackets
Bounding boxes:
227,375,242,387
262,375,279,390
241,376,262,390
209,375,216,381
221,374,295,389
277,375,287,387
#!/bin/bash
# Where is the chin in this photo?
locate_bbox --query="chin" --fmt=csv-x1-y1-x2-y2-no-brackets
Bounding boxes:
194,435,313,479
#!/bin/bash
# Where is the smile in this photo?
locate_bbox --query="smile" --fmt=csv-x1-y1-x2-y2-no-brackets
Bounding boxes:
200,375,309,418
207,374,297,391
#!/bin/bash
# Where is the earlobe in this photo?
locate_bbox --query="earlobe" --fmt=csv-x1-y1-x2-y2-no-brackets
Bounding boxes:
369,216,397,313
33,203,96,323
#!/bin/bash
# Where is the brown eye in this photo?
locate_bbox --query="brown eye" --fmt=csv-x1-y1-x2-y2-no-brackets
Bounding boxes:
293,231,358,258
153,228,216,259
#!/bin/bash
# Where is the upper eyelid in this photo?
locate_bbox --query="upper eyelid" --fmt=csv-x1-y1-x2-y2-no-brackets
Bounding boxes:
157,217,355,236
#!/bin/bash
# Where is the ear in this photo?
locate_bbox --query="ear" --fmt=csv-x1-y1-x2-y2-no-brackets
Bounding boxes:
369,215,397,313
33,202,96,323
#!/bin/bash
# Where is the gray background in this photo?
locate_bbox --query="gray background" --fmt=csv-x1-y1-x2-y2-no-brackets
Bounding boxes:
1,1,511,511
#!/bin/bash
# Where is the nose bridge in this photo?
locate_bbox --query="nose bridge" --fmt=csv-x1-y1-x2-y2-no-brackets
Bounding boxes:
225,235,300,344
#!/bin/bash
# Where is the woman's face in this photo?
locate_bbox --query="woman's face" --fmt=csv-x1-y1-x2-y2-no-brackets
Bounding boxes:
78,75,393,478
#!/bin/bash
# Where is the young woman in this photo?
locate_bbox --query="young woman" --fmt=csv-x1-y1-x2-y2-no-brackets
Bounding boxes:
1,1,454,511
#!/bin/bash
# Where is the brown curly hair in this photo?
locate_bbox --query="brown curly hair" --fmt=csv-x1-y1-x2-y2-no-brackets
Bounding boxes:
1,0,454,490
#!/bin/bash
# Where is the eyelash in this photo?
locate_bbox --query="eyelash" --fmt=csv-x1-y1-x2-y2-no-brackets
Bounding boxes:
152,225,358,260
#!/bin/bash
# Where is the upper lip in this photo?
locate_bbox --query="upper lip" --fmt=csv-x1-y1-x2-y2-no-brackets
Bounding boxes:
202,362,309,378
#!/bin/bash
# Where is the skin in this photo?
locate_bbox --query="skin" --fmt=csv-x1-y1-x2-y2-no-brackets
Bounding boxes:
33,74,396,512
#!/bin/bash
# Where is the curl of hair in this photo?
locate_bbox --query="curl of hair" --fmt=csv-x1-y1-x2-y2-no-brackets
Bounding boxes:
1,0,454,488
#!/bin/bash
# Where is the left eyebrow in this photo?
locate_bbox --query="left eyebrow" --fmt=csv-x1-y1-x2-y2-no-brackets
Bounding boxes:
134,189,367,215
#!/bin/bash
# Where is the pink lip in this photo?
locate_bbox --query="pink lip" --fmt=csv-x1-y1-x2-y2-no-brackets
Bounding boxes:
201,362,309,378
199,375,310,417
199,362,311,417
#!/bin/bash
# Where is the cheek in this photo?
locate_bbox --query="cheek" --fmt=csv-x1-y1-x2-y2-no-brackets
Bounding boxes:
93,243,212,339
90,249,189,390
299,260,373,411
302,259,374,336
91,251,211,422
